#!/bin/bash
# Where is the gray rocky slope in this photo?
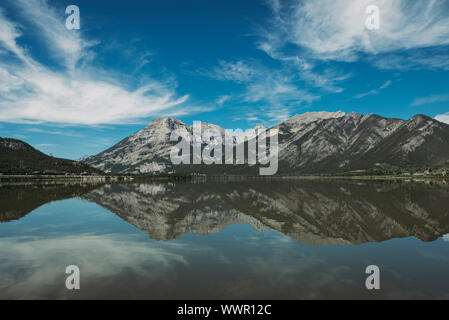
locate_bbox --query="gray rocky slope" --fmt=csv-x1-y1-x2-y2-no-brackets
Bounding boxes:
83,112,449,175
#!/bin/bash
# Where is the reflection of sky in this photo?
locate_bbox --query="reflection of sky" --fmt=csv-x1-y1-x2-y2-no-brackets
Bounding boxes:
0,199,449,299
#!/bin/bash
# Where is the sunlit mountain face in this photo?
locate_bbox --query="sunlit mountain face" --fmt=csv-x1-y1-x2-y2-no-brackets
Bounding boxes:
82,113,449,175
1,180,449,299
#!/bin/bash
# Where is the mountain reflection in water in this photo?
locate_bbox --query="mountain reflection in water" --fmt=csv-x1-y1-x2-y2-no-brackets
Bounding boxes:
1,179,449,299
2,180,449,245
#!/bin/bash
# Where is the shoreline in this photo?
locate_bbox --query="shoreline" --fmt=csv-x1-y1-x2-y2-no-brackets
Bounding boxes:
0,173,448,184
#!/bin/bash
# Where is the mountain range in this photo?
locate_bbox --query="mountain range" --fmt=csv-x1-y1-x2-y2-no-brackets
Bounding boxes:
83,111,449,175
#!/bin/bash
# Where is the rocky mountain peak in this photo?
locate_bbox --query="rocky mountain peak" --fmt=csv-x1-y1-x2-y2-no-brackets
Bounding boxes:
287,111,346,124
410,114,432,123
147,117,186,130
252,124,267,132
83,111,449,175
405,114,436,130
199,122,225,134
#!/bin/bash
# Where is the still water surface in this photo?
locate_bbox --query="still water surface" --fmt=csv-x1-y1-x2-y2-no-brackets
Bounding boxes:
1,180,449,299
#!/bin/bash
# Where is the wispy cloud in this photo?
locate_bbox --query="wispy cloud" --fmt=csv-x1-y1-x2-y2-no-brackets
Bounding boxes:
0,0,194,125
198,59,320,123
261,0,449,70
355,80,393,99
133,51,153,74
216,95,231,106
372,47,449,71
26,128,85,137
411,94,449,106
267,0,449,60
257,36,350,93
192,59,318,102
242,71,318,106
35,143,55,147
0,8,33,66
207,60,256,83
301,69,351,94
15,0,94,71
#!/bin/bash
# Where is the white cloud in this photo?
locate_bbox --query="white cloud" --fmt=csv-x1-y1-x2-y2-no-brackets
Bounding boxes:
435,113,449,124
256,9,352,92
300,69,351,93
133,51,153,74
0,8,33,66
204,60,319,106
354,80,393,99
243,71,318,106
35,143,55,147
196,58,320,123
263,0,449,61
0,65,189,125
216,95,231,106
0,66,24,92
26,128,85,137
0,1,194,125
207,60,256,83
411,94,449,106
372,48,449,71
15,0,94,71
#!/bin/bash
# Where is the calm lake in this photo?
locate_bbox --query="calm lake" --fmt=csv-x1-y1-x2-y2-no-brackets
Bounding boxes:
1,179,449,299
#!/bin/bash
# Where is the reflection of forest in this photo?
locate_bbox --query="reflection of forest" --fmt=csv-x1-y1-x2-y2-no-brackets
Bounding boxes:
0,183,103,222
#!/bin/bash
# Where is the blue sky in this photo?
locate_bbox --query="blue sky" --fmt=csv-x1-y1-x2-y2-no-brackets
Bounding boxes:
0,0,449,159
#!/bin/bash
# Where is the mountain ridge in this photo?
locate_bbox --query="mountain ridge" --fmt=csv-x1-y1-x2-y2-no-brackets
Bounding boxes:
0,137,103,175
82,112,449,175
